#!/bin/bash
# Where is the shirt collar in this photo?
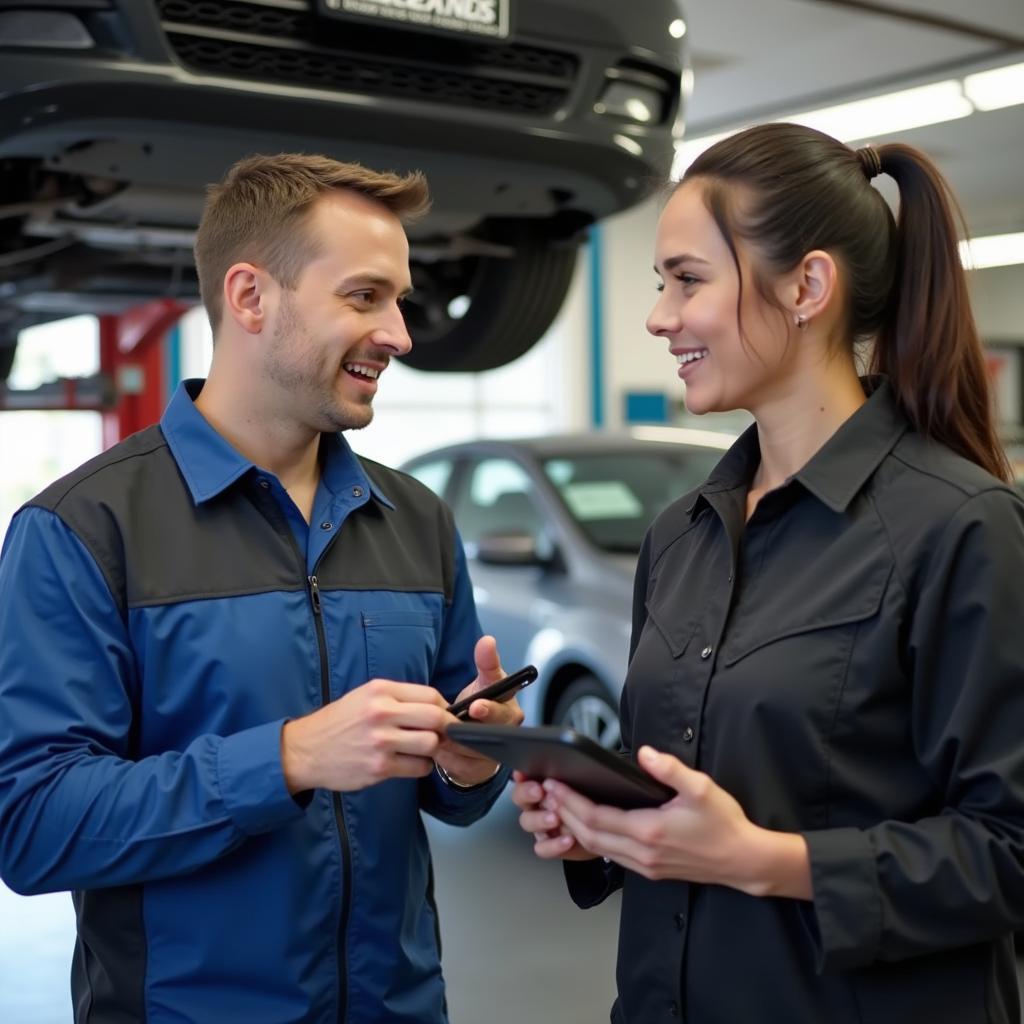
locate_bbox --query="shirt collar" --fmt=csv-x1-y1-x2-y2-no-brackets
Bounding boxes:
318,431,395,509
688,377,908,519
794,377,907,513
161,379,395,508
685,422,760,520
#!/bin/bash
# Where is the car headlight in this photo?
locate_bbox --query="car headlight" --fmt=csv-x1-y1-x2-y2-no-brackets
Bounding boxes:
0,11,94,48
594,80,665,125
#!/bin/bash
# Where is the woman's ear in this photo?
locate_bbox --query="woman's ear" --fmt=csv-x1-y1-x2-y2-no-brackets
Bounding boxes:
222,262,269,335
780,249,840,329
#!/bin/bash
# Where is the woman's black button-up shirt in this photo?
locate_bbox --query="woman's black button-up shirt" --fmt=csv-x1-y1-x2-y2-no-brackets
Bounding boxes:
567,380,1024,1024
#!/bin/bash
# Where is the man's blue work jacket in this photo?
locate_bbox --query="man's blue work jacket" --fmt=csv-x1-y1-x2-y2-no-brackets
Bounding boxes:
0,380,507,1023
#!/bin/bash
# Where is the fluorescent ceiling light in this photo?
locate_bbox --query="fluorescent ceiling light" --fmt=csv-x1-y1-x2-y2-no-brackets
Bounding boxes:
674,58,1024,178
963,61,1024,112
789,80,972,142
959,232,1024,270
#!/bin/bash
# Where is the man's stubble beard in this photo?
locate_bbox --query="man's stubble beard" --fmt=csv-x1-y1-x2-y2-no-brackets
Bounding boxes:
267,291,375,433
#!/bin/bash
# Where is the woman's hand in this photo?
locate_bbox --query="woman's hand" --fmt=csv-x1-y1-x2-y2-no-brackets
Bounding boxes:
511,771,599,862
542,746,812,898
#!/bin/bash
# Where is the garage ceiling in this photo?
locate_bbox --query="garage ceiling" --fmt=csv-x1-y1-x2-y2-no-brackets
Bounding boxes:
681,0,1024,237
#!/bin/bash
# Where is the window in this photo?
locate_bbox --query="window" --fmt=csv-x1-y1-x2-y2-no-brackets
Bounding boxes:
405,458,455,500
452,458,545,548
543,448,720,553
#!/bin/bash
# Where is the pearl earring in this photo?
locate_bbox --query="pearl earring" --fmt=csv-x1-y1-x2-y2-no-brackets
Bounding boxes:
795,314,808,330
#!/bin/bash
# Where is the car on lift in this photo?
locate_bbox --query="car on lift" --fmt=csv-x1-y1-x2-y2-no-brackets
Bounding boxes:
401,428,733,749
0,0,688,381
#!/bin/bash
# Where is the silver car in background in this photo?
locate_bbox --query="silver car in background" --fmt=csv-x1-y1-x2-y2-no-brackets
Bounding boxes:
401,429,734,749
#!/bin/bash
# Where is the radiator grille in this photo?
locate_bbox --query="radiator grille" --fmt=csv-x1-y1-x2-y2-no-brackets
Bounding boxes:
158,0,305,38
156,0,577,116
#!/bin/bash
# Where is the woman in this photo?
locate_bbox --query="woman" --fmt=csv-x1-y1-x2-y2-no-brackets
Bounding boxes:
513,123,1024,1023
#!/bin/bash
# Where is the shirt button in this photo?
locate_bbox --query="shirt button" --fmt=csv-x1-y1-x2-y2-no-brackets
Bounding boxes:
320,521,333,531
674,912,686,931
258,478,270,489
682,726,695,743
669,1003,680,1017
700,646,712,659
352,486,364,498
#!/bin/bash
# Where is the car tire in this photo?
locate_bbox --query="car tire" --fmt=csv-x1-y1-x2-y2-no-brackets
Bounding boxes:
401,226,580,373
552,674,621,752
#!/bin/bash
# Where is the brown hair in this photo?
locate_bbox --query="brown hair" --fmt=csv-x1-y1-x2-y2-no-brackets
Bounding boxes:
194,153,430,332
682,123,1010,482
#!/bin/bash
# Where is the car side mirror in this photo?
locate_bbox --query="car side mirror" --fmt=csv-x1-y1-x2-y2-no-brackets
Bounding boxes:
474,530,553,566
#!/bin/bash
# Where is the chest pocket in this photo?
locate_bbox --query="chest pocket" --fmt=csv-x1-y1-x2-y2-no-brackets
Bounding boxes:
720,561,891,669
644,601,698,660
362,609,439,683
641,542,709,660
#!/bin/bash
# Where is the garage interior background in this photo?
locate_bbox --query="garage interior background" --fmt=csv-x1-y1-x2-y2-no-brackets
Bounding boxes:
1,0,1023,1021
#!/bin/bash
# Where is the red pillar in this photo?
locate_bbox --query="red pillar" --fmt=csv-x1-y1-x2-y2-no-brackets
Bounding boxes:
99,299,189,448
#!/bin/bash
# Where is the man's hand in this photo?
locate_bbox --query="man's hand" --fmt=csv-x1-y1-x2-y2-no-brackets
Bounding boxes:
281,679,450,794
433,635,525,786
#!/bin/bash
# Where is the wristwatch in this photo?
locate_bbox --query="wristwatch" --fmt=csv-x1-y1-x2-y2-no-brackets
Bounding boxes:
433,760,502,790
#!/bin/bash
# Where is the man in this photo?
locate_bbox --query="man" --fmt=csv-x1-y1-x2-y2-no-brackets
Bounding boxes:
0,153,522,1023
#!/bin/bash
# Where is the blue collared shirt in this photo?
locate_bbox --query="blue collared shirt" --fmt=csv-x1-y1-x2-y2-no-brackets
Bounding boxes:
162,379,396,569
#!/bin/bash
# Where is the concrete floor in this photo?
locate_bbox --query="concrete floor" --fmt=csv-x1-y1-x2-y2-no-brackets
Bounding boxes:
427,796,620,1024
0,793,619,1023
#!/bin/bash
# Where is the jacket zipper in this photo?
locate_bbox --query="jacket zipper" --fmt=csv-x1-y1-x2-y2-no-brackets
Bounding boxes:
308,573,351,1023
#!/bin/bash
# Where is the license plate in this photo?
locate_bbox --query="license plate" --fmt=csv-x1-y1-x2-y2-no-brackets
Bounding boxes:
317,0,511,40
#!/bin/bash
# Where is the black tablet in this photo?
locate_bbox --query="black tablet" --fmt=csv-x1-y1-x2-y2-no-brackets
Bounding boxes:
446,723,674,809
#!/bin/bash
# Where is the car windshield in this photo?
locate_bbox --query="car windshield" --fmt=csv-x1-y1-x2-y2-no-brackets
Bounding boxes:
542,449,722,553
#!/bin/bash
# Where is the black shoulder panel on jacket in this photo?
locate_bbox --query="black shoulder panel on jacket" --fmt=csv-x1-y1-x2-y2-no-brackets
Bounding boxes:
26,424,305,612
26,431,461,611
319,458,459,605
27,426,174,613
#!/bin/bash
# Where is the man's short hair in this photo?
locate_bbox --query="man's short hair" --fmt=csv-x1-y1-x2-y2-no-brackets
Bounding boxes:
194,153,430,332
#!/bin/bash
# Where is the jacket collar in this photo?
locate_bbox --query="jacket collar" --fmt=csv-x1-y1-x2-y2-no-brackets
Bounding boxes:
161,379,394,508
688,377,908,519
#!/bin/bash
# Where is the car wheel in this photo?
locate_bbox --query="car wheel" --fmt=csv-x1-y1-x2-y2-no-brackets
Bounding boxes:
401,224,580,373
552,675,621,752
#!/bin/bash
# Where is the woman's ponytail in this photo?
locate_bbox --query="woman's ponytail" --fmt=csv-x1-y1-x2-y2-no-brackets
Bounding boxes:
871,144,1011,482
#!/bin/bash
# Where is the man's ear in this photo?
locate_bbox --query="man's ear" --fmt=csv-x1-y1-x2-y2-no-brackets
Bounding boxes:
222,262,270,335
779,249,839,326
